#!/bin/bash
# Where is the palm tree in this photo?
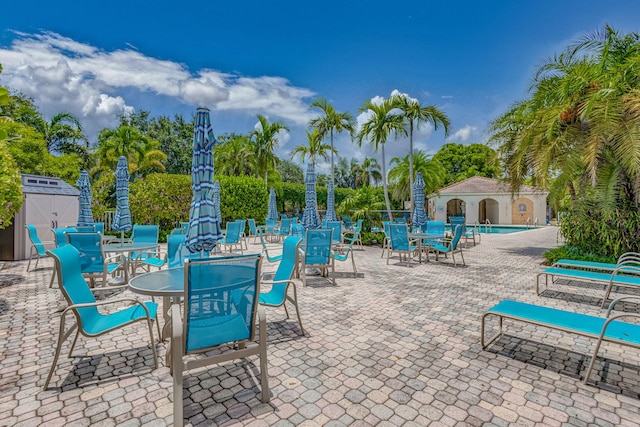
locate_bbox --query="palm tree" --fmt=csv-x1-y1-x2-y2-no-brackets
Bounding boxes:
388,150,445,201
337,185,386,231
36,112,87,154
94,125,166,178
250,115,289,188
355,157,383,188
357,98,407,219
215,134,254,176
390,93,450,212
309,98,354,189
290,129,336,166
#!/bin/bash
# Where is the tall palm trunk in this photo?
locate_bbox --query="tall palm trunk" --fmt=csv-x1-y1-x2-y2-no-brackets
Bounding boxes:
330,129,335,186
381,143,392,220
408,119,414,215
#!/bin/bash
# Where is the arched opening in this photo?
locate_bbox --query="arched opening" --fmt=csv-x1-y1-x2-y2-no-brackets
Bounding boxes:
446,198,465,221
478,198,499,224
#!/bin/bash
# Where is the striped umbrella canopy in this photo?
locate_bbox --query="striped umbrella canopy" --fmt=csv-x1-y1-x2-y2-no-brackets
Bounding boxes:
412,172,428,229
325,181,337,222
185,107,223,254
111,156,132,237
213,180,222,223
76,170,94,227
267,187,278,221
302,163,320,229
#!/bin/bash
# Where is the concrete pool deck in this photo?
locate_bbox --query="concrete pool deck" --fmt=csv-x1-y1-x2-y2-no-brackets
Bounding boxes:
1,225,639,426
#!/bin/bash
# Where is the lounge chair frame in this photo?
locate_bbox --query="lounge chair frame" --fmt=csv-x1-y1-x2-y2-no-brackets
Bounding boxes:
481,297,640,384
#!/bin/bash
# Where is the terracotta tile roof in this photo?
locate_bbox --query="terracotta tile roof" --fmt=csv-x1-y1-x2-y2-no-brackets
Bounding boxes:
435,176,545,195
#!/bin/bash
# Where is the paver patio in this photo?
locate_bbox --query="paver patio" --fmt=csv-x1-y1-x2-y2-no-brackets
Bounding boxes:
1,226,639,426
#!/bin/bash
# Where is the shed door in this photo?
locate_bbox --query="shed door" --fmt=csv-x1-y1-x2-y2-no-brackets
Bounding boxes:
23,194,79,259
54,195,79,228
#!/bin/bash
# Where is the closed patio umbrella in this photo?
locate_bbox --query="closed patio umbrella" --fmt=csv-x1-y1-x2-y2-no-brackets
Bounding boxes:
112,156,132,244
325,181,337,222
412,172,428,230
185,107,223,254
76,170,94,227
302,163,320,229
267,187,278,221
213,180,222,223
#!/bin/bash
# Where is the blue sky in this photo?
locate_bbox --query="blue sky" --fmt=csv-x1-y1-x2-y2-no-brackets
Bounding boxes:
2,1,640,173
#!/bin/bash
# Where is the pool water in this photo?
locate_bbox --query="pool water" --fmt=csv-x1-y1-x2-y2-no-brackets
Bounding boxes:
446,225,541,234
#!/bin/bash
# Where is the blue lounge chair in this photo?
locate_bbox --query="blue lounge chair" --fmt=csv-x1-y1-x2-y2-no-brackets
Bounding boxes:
380,221,392,258
536,260,640,308
247,218,263,243
482,297,640,385
44,244,158,390
553,252,640,272
235,219,248,249
171,254,268,426
259,236,305,335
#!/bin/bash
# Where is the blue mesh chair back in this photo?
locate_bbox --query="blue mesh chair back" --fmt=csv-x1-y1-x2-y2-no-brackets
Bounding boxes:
132,224,159,244
66,232,107,274
263,236,301,304
451,224,463,250
235,219,246,235
225,222,242,244
248,219,258,235
168,234,190,268
281,213,288,220
75,225,96,232
292,223,305,238
278,218,292,237
266,218,277,229
426,221,445,236
389,224,410,251
449,216,466,233
304,229,333,265
321,219,327,228
383,221,392,239
342,215,353,229
183,254,262,353
393,217,406,224
326,221,342,244
26,225,48,256
94,222,105,235
52,227,76,247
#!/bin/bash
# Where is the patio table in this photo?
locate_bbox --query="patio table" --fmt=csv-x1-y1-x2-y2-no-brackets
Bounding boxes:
103,241,160,281
408,233,442,263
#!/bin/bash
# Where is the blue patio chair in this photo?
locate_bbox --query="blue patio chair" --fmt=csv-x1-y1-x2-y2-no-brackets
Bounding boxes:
342,215,353,230
49,227,78,287
387,224,418,266
43,244,159,390
259,236,283,263
235,219,248,249
259,236,305,335
180,222,189,234
222,221,244,254
93,222,105,235
281,213,288,220
430,225,465,266
393,217,406,224
75,225,96,232
248,218,264,244
274,218,292,242
130,224,160,274
331,228,359,276
425,221,445,246
291,223,305,239
449,215,475,247
264,218,278,240
380,221,392,258
300,228,335,286
326,221,343,245
166,234,202,268
171,254,268,426
67,232,126,287
25,225,55,271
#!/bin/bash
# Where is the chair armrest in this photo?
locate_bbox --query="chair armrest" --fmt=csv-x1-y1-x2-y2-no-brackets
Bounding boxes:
261,279,298,286
63,297,153,318
136,250,168,262
104,254,125,265
171,303,184,360
606,296,640,316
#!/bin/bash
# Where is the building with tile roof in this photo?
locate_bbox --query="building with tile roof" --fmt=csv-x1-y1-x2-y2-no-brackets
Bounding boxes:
428,176,548,225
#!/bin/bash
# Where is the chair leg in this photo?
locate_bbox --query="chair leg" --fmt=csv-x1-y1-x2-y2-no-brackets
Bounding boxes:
257,307,270,403
350,251,357,274
49,269,57,288
27,249,34,271
147,317,158,369
43,316,77,390
287,286,305,336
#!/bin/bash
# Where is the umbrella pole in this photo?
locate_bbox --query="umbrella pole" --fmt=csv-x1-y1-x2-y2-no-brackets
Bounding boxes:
120,231,124,246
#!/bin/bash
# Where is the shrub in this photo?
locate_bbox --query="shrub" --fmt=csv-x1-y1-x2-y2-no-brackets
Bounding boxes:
0,141,23,228
543,245,616,266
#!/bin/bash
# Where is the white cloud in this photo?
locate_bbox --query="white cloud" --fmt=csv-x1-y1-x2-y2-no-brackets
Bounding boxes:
448,125,477,142
0,31,315,138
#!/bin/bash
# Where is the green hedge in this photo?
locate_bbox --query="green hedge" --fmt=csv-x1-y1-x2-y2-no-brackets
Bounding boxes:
280,182,354,215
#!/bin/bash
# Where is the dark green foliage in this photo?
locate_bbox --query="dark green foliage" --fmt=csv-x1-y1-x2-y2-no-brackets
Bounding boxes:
559,202,640,259
432,143,499,185
218,175,268,224
543,245,616,266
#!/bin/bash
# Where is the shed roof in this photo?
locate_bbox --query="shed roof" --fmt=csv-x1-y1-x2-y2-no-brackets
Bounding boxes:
435,176,545,195
21,174,80,197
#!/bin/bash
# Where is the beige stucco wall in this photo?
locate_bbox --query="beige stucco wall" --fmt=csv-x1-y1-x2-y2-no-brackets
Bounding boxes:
430,193,547,225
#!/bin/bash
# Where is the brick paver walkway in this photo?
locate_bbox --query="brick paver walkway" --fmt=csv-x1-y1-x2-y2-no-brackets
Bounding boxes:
1,226,639,426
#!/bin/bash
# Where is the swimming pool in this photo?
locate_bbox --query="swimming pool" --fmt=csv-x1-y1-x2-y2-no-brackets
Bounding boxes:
446,225,541,234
